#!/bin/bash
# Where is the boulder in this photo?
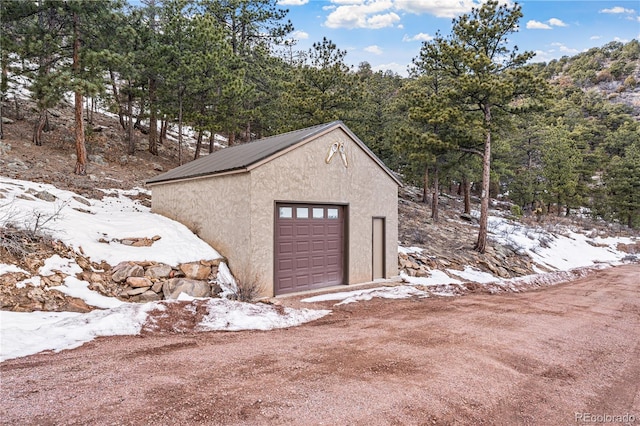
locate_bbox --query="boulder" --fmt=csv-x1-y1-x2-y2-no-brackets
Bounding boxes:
123,286,151,296
111,262,144,283
126,276,153,288
146,263,173,279
162,278,210,300
179,262,211,280
139,290,162,302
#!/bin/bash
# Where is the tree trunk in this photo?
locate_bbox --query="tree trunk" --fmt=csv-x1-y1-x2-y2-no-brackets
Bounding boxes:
148,77,158,155
74,91,87,175
109,70,126,130
431,166,439,223
228,130,235,147
33,109,48,146
178,92,183,165
13,94,21,120
209,131,216,153
463,176,471,214
422,166,429,204
160,118,167,144
475,108,492,253
73,12,87,176
194,130,203,160
557,195,562,217
127,81,134,155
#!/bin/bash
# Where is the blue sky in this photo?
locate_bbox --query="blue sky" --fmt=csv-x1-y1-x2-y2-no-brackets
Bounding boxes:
278,0,640,75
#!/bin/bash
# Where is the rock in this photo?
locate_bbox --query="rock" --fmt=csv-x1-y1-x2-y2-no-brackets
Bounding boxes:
0,142,11,155
179,262,211,280
139,290,161,302
152,163,164,172
2,116,14,124
415,269,430,278
64,298,92,313
32,190,57,202
76,255,91,270
111,262,144,283
151,281,164,293
146,263,173,279
162,278,210,299
132,238,153,247
89,154,107,165
123,286,151,296
126,276,153,288
72,195,91,206
460,213,476,223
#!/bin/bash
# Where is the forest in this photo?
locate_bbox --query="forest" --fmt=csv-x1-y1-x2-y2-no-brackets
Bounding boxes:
1,0,639,241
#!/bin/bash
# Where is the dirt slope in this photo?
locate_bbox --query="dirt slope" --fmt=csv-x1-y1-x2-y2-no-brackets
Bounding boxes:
1,264,638,425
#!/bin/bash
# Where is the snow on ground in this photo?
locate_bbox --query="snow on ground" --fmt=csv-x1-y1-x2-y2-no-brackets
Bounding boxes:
303,214,637,306
0,176,221,266
0,177,330,362
0,177,637,361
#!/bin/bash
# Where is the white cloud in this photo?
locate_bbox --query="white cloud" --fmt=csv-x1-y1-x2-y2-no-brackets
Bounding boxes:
325,0,400,29
527,20,552,30
547,18,567,27
394,0,479,18
590,35,601,40
366,12,401,29
403,32,434,42
364,45,383,55
278,0,309,5
372,61,408,76
600,6,635,14
292,30,309,40
551,42,579,54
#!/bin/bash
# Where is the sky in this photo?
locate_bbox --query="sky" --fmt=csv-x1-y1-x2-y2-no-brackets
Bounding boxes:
278,0,640,75
0,175,636,362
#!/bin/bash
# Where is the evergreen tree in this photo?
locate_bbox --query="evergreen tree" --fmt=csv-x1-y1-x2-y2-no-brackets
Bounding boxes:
282,37,356,129
601,143,640,228
407,1,545,250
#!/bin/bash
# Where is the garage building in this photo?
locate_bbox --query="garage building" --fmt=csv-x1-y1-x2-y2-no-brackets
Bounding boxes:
147,121,401,296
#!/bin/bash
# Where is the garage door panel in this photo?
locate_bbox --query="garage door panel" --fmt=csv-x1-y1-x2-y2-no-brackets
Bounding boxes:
279,258,293,271
278,241,293,254
278,277,293,291
295,257,309,268
296,241,310,253
295,224,310,236
312,224,326,235
279,224,293,237
311,255,325,267
275,204,344,295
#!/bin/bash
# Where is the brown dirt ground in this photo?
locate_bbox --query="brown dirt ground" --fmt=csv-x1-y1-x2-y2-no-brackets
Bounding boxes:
1,264,639,425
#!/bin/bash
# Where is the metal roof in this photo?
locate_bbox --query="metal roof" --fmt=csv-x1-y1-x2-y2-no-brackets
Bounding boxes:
146,121,401,186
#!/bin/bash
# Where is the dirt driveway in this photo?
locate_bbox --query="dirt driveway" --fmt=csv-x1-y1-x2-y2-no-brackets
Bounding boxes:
1,264,639,425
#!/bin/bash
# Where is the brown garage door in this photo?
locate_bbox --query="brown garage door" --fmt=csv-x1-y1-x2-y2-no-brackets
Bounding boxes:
275,203,345,295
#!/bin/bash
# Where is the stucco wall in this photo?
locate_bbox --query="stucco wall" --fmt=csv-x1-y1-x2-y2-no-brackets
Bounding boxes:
150,127,399,297
150,173,252,270
250,128,399,294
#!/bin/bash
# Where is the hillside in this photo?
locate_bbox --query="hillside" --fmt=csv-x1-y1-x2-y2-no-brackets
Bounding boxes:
2,97,639,315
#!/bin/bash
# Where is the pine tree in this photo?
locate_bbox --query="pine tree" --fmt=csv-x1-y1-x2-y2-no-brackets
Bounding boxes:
282,37,356,128
408,0,545,252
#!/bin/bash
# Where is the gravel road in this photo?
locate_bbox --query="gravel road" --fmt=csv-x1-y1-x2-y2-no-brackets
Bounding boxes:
1,264,639,425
